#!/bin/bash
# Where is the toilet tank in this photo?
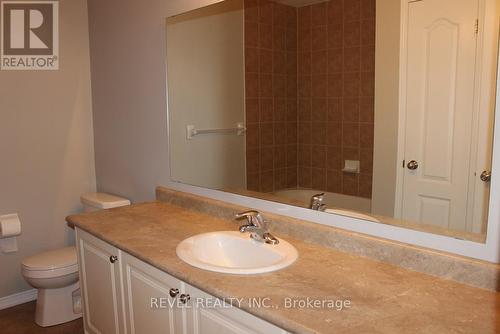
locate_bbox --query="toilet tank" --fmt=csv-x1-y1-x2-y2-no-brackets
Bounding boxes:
80,193,131,212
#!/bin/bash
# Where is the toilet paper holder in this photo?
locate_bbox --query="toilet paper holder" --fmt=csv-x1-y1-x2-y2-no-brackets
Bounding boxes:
0,213,22,253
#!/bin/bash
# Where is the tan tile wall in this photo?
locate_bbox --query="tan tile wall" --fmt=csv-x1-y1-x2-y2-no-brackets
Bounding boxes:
245,0,375,198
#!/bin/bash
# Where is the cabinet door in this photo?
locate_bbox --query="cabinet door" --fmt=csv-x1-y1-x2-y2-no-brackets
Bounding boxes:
121,252,183,334
184,283,288,334
76,228,124,334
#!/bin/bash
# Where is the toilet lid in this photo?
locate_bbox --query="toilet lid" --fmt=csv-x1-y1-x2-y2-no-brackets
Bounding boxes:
22,247,77,271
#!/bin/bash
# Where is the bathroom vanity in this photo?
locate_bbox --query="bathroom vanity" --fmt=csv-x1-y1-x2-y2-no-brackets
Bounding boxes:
67,188,500,334
75,229,287,334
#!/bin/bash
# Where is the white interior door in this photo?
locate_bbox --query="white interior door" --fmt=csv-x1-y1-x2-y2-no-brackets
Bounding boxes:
466,0,500,234
402,0,479,230
468,94,494,234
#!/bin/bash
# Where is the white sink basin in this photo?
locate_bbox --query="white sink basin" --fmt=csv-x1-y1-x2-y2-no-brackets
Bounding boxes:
325,208,380,223
176,231,298,274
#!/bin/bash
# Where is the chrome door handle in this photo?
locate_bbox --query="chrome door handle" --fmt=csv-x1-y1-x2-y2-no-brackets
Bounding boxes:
109,255,118,263
407,160,419,170
480,170,491,182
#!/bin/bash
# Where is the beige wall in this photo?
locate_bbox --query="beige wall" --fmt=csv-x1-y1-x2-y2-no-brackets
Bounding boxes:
88,0,221,202
372,0,400,216
167,0,246,190
0,0,96,297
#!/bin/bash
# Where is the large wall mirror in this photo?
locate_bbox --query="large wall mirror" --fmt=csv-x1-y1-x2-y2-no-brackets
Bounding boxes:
166,0,499,244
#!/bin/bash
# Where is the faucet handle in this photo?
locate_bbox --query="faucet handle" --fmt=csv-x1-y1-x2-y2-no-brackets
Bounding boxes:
236,210,277,244
235,210,266,228
235,210,260,219
312,193,325,200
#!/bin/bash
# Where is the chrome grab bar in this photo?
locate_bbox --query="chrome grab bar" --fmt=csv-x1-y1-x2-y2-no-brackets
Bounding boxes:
186,122,246,139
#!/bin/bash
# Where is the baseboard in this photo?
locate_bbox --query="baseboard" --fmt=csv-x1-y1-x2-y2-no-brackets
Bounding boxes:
0,289,37,310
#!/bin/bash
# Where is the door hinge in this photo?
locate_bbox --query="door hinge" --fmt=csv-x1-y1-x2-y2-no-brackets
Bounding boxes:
475,18,479,34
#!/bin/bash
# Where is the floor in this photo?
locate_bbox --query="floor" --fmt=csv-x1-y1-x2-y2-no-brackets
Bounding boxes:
0,301,83,334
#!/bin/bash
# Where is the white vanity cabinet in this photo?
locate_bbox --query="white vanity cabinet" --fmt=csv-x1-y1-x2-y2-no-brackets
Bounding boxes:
184,283,287,334
76,229,125,334
75,228,288,334
120,251,183,334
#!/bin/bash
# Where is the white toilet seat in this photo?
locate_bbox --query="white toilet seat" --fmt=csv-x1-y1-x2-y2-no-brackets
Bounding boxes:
22,263,78,278
22,247,78,278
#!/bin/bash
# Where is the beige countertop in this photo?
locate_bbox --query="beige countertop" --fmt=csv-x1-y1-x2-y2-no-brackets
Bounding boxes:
67,201,500,334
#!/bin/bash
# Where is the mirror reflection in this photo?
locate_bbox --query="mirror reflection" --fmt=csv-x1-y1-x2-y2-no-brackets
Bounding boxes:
166,0,499,242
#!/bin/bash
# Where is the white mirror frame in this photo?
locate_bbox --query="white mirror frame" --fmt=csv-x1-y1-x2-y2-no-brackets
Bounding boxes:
163,0,500,263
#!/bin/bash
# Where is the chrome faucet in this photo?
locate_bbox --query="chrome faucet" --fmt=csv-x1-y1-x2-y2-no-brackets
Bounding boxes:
235,210,279,245
310,193,326,211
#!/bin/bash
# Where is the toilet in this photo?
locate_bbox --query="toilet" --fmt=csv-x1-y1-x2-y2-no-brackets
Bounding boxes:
21,192,130,327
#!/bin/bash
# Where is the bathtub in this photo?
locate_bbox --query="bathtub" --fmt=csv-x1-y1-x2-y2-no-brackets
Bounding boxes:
273,189,371,211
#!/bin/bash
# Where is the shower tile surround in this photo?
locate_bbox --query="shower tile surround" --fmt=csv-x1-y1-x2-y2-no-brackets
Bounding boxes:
245,0,299,192
245,0,375,197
